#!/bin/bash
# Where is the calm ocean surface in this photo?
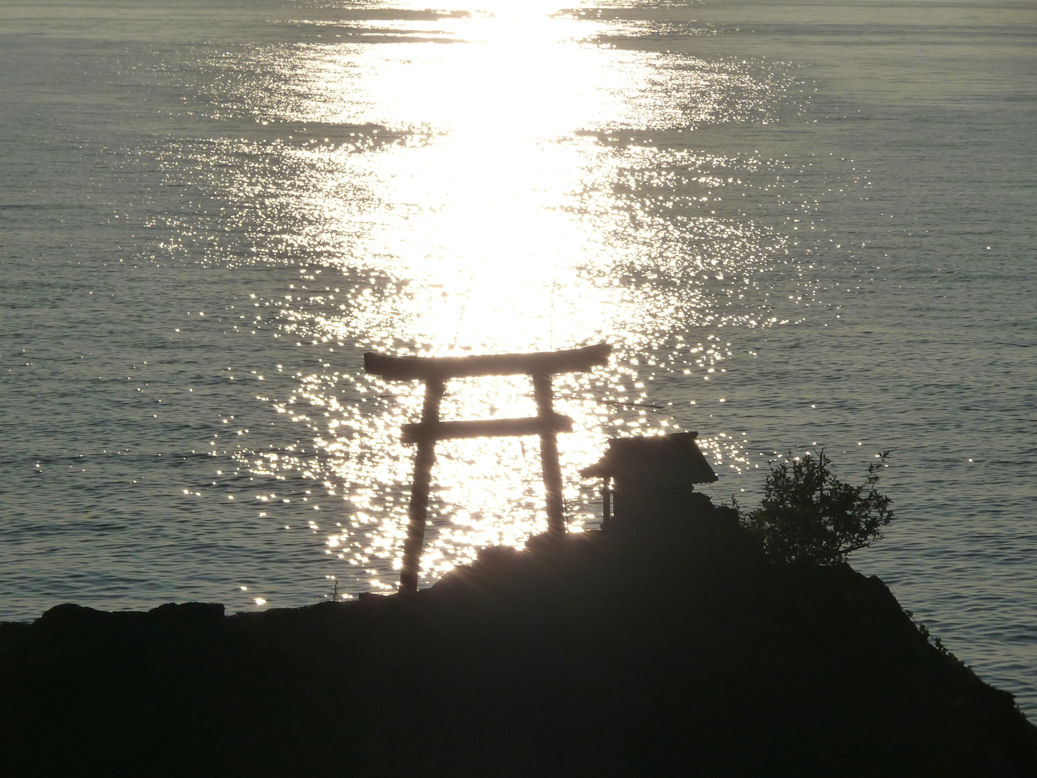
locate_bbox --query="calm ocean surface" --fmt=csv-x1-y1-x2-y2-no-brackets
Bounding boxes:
1,0,1034,717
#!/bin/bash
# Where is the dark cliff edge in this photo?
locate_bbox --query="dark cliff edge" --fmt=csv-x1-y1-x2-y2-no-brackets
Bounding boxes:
2,502,1035,777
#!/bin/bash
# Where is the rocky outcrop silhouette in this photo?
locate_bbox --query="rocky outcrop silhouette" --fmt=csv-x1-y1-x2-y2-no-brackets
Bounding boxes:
2,502,1034,776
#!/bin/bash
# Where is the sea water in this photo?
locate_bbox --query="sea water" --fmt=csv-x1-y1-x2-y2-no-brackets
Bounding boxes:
1,0,1034,717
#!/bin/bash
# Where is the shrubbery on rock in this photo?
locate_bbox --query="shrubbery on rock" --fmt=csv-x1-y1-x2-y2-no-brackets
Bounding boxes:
738,450,893,565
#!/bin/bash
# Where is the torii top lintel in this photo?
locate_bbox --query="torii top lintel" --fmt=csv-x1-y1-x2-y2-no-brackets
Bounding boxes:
364,342,612,381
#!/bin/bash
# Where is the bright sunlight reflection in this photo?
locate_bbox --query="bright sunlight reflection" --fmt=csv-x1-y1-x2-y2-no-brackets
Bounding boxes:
223,3,799,592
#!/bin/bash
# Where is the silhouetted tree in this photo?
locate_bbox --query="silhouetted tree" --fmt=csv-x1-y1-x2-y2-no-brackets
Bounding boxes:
740,450,892,565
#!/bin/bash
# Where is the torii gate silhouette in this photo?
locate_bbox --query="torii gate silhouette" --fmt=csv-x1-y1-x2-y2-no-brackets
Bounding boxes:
364,343,612,593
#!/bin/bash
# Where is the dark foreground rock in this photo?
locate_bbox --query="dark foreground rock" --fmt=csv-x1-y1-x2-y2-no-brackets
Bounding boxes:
2,505,1035,777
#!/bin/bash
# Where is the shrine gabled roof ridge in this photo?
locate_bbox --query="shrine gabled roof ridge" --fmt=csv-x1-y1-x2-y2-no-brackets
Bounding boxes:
580,431,718,483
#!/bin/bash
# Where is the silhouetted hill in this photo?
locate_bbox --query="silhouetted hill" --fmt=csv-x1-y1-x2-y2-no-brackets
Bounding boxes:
2,502,1034,776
